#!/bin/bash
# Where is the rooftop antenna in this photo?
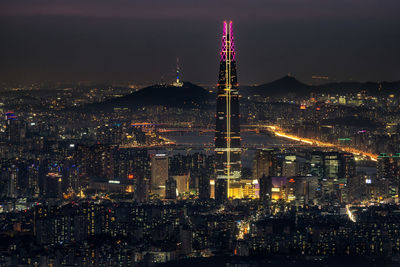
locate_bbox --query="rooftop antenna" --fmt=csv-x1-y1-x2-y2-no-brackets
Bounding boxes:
173,57,183,87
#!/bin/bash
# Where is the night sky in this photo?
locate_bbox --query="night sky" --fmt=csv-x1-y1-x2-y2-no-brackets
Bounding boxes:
1,0,399,85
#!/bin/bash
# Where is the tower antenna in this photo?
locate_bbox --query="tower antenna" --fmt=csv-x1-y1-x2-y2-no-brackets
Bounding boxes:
173,57,183,87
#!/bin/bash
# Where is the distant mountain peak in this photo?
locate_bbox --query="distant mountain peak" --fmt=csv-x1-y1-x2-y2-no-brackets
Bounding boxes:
271,75,307,86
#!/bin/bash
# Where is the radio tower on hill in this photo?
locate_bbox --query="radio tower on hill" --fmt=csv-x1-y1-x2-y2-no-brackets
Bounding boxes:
173,57,183,87
214,21,241,202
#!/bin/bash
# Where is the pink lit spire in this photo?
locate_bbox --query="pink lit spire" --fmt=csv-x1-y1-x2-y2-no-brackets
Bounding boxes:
229,21,236,61
220,21,236,62
220,21,227,62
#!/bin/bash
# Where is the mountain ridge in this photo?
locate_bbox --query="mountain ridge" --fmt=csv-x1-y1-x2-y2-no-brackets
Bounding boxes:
242,76,400,97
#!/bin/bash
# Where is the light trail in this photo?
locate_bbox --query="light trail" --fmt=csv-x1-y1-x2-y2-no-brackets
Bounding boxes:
129,124,379,162
346,204,356,222
264,125,378,161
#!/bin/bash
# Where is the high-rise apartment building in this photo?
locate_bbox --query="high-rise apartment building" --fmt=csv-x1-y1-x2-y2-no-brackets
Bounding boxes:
253,149,278,180
151,154,169,197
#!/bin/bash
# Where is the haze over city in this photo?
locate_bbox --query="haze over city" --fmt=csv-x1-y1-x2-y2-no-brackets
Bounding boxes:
1,0,399,84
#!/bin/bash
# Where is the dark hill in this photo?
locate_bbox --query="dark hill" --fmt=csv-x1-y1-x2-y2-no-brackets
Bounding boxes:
85,82,213,111
243,76,311,97
242,76,400,98
321,116,380,129
316,80,400,95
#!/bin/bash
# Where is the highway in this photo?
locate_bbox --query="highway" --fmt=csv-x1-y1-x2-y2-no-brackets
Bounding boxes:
128,124,379,161
261,125,378,161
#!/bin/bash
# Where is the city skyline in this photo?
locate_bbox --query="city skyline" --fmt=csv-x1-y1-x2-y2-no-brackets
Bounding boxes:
2,2,400,266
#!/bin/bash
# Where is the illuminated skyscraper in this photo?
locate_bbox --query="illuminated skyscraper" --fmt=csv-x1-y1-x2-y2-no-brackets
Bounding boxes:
151,154,169,197
253,149,278,181
215,21,241,202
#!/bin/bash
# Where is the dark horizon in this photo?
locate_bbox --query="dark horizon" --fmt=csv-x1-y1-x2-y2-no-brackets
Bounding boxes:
1,0,399,85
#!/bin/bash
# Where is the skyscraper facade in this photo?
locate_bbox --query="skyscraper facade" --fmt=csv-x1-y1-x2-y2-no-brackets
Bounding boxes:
215,21,241,202
151,154,169,197
253,149,278,181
